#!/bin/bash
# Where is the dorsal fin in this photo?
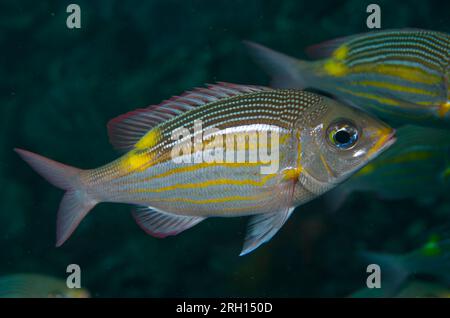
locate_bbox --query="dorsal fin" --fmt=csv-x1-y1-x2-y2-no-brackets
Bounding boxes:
107,82,270,151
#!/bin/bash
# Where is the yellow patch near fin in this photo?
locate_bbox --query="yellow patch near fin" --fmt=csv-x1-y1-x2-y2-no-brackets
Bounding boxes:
135,128,161,150
324,60,348,77
282,167,301,181
438,101,450,118
120,128,160,173
120,150,154,173
323,45,349,77
332,45,349,60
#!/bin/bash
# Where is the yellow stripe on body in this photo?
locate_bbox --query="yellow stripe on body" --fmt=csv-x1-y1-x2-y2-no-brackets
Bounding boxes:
125,161,265,185
323,56,443,86
336,86,435,110
347,64,442,85
336,88,402,106
117,128,287,183
153,194,265,205
129,174,277,193
323,59,450,118
113,145,269,183
350,80,439,96
221,204,267,213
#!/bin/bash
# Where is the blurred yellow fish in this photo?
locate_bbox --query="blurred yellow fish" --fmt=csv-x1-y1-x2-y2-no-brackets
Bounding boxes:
352,279,450,298
351,233,450,298
0,274,90,298
246,29,450,127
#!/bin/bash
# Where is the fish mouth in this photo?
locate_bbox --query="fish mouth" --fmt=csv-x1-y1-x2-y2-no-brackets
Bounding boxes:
379,129,397,152
367,128,397,160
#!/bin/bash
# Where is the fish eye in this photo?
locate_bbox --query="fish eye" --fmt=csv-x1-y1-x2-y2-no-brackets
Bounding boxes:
327,121,359,150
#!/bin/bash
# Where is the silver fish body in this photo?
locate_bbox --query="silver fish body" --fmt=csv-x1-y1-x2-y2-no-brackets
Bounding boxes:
16,83,395,255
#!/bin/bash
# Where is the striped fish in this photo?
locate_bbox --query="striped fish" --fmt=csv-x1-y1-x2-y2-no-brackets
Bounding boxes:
15,83,395,255
0,274,90,298
246,29,450,127
351,233,450,298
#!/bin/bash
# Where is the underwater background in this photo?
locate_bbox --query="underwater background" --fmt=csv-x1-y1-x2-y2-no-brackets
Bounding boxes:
1,0,449,297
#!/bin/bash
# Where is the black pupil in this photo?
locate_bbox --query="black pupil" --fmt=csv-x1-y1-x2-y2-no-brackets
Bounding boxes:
335,130,351,144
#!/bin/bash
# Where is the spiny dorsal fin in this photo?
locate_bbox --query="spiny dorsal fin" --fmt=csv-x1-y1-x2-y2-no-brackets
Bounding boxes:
132,206,205,238
107,82,271,151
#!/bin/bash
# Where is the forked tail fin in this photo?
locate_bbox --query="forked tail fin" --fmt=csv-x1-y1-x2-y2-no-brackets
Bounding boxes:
244,40,313,89
14,148,97,246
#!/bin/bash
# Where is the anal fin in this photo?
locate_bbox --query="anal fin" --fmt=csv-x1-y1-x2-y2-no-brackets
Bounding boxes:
132,207,205,238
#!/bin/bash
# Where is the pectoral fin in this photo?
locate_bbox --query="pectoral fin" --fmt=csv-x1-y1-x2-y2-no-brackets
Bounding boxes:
132,207,205,238
240,176,297,256
240,207,295,256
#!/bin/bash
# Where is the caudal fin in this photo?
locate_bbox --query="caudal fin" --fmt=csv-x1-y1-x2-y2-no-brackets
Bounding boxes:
244,40,312,89
14,148,97,246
